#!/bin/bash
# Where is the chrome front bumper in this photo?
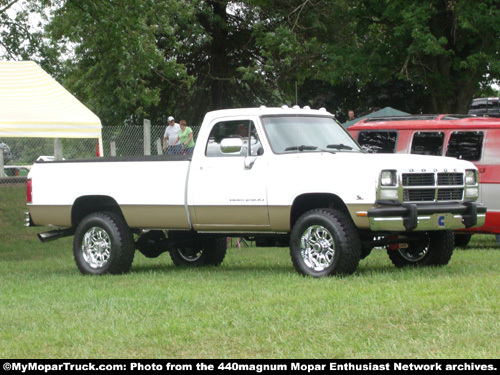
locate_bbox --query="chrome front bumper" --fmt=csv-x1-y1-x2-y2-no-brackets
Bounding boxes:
367,201,487,232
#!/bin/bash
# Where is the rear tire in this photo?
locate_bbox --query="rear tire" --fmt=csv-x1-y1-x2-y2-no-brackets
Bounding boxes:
290,209,361,277
387,230,454,267
73,212,135,275
169,234,227,267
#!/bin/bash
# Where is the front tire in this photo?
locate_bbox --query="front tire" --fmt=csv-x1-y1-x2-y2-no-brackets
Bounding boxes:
290,209,361,277
387,230,454,267
454,233,472,248
73,212,135,275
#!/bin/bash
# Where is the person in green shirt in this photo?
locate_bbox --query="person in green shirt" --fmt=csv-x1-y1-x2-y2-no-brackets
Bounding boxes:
173,119,195,156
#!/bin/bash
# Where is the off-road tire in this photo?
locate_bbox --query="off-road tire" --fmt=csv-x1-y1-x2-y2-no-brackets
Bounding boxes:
169,235,227,267
73,212,135,275
387,230,454,267
454,233,472,249
290,209,361,277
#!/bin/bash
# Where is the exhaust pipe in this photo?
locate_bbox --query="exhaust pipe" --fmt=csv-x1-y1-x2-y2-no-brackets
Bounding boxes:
38,228,75,243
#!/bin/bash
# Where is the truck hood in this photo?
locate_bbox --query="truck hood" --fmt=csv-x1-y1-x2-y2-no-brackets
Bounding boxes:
329,151,476,171
271,151,477,205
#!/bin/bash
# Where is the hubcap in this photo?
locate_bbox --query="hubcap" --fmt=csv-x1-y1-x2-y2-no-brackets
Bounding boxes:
300,225,335,271
82,227,111,269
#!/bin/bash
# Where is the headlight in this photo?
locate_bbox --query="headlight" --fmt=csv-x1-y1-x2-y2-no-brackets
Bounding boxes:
465,169,477,185
380,170,397,186
464,169,479,199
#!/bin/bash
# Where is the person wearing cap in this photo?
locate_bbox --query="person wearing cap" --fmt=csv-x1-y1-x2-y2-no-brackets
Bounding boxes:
163,116,181,154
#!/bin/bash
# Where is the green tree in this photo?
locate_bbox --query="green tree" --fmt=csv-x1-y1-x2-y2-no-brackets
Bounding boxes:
45,0,283,126
0,0,59,71
251,0,500,114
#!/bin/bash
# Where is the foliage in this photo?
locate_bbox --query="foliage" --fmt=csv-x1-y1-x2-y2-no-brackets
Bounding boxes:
43,0,286,126
1,1,500,125
251,0,500,114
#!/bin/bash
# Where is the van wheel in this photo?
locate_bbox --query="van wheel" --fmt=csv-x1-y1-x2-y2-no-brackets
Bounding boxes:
73,212,135,275
387,230,454,267
169,236,227,267
290,209,361,277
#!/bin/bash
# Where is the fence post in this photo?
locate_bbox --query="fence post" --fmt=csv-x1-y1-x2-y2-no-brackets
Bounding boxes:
54,138,63,161
156,139,163,155
110,141,116,157
0,147,5,177
144,119,151,156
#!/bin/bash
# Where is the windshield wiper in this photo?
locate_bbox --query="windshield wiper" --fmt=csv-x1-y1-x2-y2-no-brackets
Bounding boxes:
284,145,318,152
284,145,338,154
327,143,353,150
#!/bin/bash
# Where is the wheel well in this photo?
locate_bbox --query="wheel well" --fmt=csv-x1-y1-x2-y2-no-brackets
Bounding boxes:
290,193,350,229
72,196,124,228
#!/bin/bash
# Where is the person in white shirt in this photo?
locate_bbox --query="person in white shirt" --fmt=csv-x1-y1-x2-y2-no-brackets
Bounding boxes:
163,116,181,154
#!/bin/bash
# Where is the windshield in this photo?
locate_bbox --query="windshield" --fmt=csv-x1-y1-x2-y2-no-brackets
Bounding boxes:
261,116,361,154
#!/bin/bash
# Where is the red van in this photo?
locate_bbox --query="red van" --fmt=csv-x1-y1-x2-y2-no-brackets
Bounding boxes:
348,115,500,246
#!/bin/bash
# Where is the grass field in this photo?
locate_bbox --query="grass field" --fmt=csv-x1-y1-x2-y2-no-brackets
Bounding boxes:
1,186,499,359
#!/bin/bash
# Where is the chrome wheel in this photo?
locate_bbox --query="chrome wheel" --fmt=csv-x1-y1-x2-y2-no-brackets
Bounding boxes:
177,248,203,262
300,225,335,271
82,226,111,269
291,209,361,277
397,243,428,262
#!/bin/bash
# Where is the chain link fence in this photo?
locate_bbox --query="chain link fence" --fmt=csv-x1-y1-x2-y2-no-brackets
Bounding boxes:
1,123,201,185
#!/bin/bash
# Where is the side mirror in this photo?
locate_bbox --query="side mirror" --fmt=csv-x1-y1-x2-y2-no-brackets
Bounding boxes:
220,138,243,154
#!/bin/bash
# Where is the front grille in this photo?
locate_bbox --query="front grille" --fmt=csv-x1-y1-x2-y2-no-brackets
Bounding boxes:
437,188,463,201
402,172,464,203
404,189,435,202
438,173,463,185
402,173,434,186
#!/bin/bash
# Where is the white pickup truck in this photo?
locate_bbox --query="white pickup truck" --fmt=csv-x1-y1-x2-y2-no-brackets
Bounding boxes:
25,106,486,277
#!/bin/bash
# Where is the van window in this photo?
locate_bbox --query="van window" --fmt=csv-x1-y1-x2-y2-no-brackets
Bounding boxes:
411,132,444,156
357,131,397,153
445,131,484,161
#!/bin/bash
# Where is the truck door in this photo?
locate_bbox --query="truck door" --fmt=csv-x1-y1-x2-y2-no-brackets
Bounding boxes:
189,118,269,231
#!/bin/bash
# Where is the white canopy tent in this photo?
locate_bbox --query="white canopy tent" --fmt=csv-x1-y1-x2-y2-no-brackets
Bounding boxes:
0,61,103,156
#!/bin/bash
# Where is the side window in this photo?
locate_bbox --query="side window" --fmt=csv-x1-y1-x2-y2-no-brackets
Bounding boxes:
411,132,444,156
357,131,397,153
445,131,484,161
205,120,263,157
